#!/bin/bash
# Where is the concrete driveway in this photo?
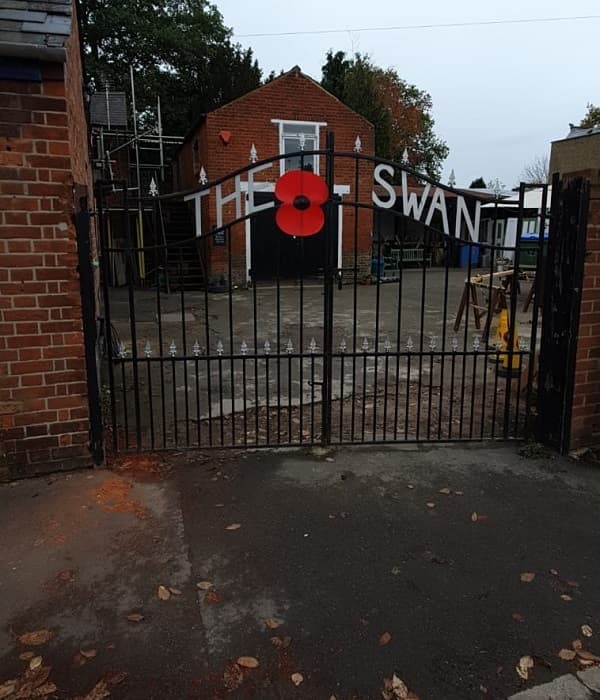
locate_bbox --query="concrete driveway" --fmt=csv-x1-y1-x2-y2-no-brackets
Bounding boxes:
1,444,599,699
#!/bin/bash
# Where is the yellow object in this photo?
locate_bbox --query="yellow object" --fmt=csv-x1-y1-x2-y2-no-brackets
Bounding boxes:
496,308,521,375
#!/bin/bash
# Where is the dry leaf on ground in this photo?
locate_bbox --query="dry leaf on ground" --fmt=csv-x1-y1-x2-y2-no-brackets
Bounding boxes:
79,679,110,700
31,681,57,697
29,655,43,670
454,490,464,495
561,594,573,601
223,661,244,691
291,672,304,686
204,590,223,605
426,502,435,509
80,649,97,659
226,523,241,530
512,613,525,623
19,651,34,660
157,585,171,600
264,618,281,630
576,649,600,662
471,512,478,522
520,573,536,583
582,625,593,638
379,632,392,646
573,640,583,650
196,581,213,590
438,488,451,495
18,629,52,646
237,656,259,669
168,587,182,596
550,568,558,576
271,636,291,649
382,673,410,699
516,655,534,680
126,613,144,623
0,681,17,700
559,649,577,661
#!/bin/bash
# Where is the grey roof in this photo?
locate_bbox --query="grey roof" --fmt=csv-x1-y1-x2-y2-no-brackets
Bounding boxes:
566,123,600,139
90,91,128,128
0,0,72,62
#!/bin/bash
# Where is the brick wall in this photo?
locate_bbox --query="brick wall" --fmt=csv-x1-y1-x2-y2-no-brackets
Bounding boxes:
177,69,375,285
0,17,93,478
570,174,600,448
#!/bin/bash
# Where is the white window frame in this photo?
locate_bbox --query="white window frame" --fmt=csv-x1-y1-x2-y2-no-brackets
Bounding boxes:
271,119,327,175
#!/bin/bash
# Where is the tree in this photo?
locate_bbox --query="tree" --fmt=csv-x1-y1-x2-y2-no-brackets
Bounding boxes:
469,177,486,189
322,51,448,180
581,103,600,128
79,0,262,136
520,155,549,184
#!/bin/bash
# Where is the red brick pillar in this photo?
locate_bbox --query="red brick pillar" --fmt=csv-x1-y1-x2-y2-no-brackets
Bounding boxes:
569,171,600,449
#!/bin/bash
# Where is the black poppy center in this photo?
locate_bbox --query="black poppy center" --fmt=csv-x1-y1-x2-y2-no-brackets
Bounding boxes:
293,195,310,211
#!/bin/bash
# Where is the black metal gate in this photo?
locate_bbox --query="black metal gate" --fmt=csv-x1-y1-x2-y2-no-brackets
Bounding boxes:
96,133,559,454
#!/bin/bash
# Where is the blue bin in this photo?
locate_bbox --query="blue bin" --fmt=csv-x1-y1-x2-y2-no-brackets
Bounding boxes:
371,256,385,277
459,243,479,268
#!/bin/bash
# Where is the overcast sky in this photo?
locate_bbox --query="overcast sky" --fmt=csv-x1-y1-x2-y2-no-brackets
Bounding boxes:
215,0,598,187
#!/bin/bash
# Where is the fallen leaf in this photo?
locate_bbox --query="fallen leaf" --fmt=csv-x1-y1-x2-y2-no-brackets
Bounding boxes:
223,661,244,691
558,648,577,661
196,581,213,590
237,656,259,669
582,625,593,638
80,648,97,659
438,488,451,495
407,484,414,489
29,655,43,670
561,594,573,601
471,512,478,522
578,658,595,667
72,652,87,668
379,632,392,646
0,681,17,700
204,590,223,605
157,585,171,600
31,682,57,697
567,580,579,588
264,618,281,630
291,672,304,686
573,640,583,651
126,613,144,623
454,490,464,495
550,568,558,576
576,649,600,662
516,655,534,680
80,679,110,700
106,671,127,687
512,613,526,623
19,651,35,660
520,572,536,583
18,629,52,646
271,636,291,649
226,523,241,530
168,587,182,595
426,502,435,509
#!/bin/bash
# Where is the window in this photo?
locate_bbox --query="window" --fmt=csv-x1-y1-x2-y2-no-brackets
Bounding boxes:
272,120,326,174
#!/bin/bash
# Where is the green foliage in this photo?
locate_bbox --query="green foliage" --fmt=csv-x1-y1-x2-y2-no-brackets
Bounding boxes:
321,51,448,179
580,103,600,128
80,0,262,136
469,177,487,188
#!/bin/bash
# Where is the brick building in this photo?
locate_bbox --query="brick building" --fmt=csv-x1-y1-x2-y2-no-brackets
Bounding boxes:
175,67,375,286
0,0,96,478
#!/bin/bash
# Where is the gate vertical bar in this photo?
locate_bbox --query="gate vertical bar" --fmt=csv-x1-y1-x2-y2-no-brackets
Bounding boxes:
75,200,104,464
321,131,336,446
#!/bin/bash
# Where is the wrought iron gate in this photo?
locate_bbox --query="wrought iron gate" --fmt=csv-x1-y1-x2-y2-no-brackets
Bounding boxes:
96,133,555,454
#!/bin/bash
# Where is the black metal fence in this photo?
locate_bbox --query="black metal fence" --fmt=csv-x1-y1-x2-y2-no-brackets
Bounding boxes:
96,136,553,454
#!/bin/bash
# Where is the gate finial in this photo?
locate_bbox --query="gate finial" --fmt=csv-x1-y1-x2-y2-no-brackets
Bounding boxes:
249,144,258,163
199,166,208,185
353,136,362,153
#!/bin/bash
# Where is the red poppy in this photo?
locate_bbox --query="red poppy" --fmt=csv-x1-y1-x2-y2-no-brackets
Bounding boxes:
274,169,329,237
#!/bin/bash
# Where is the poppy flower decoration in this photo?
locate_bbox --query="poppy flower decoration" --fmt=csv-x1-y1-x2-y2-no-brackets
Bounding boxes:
274,169,329,237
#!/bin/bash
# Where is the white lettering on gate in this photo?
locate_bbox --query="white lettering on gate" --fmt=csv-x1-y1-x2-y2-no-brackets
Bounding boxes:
425,187,450,235
183,188,210,238
247,162,274,215
216,175,243,228
372,164,396,209
456,196,481,243
401,170,430,221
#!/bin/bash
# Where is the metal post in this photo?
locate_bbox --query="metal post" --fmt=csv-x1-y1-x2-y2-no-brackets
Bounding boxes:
321,131,336,446
129,65,145,280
